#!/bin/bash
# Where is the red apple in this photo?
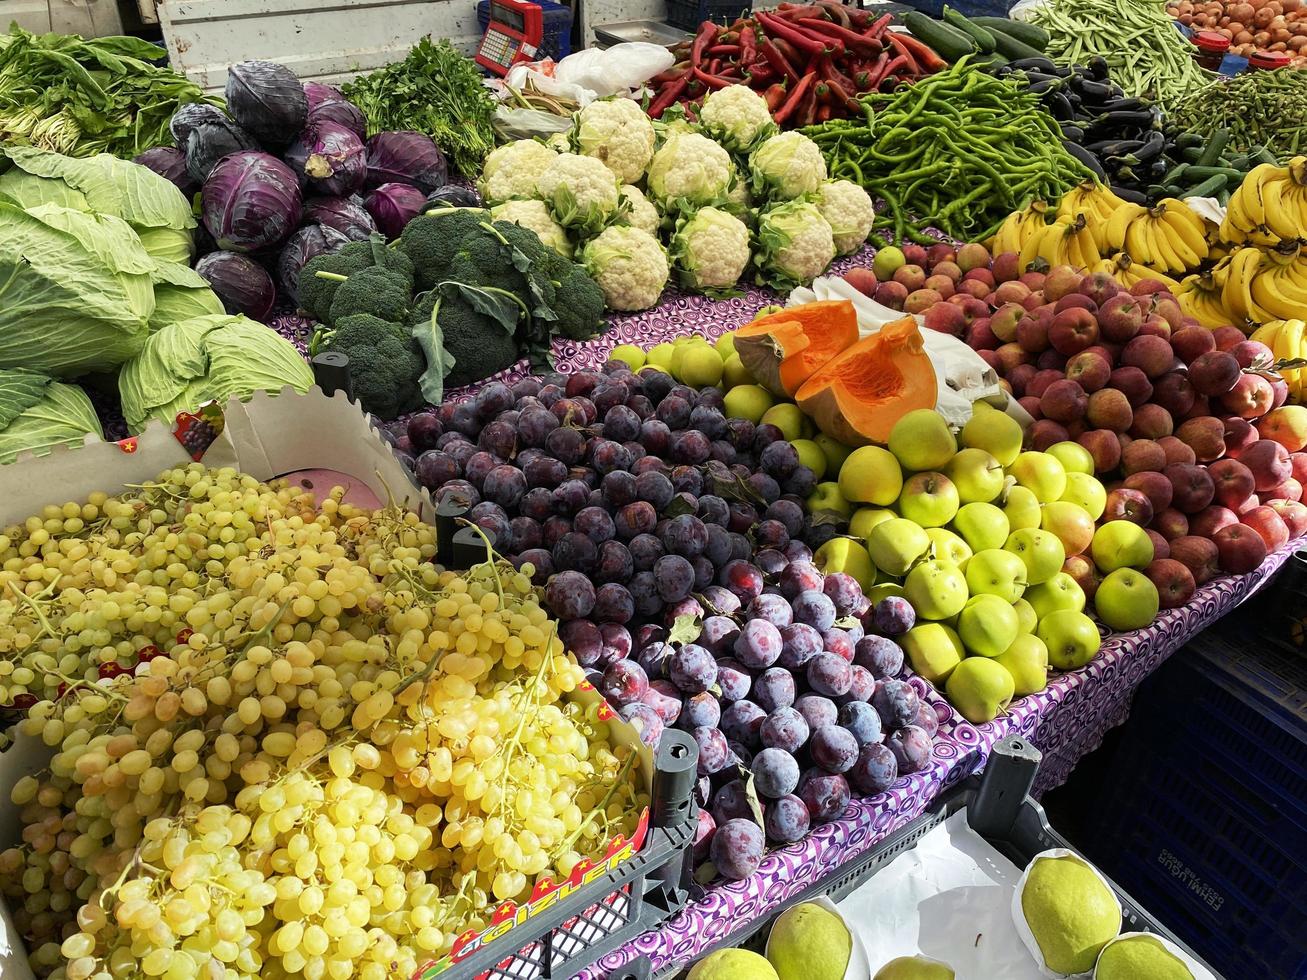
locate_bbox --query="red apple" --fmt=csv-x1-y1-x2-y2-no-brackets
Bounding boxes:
1220,373,1275,419
963,268,995,290
923,274,956,299
901,244,928,266
994,280,1031,306
1130,403,1175,440
1190,505,1240,538
1019,271,1046,292
1108,366,1154,406
1151,372,1196,419
1270,376,1291,410
1175,416,1226,463
1146,529,1171,560
991,302,1027,343
1028,419,1070,451
1153,507,1190,540
1210,325,1246,350
964,316,997,348
1183,394,1212,421
1188,350,1241,395
1138,316,1173,341
1055,293,1097,314
957,242,992,273
931,257,962,281
1157,435,1196,467
957,279,992,300
1293,452,1307,483
1037,349,1068,372
978,350,1002,372
843,267,878,298
1043,265,1085,302
1048,307,1100,356
996,343,1034,374
1230,339,1273,369
1169,535,1221,585
1146,558,1196,609
1086,388,1134,433
1121,439,1167,476
1241,505,1290,552
1007,363,1037,397
893,264,927,292
1104,487,1154,526
1124,471,1174,514
1041,379,1089,423
1165,462,1216,514
1097,292,1144,343
1222,416,1258,458
1066,351,1111,392
1171,326,1217,364
874,281,908,309
1208,458,1256,510
1079,272,1121,307
1121,334,1175,379
1018,395,1043,419
904,288,943,315
1264,478,1303,502
992,251,1021,283
1267,499,1307,539
1213,523,1268,573
1079,429,1123,473
1237,493,1262,515
1027,369,1066,399
1062,554,1101,600
923,301,965,336
1240,439,1293,492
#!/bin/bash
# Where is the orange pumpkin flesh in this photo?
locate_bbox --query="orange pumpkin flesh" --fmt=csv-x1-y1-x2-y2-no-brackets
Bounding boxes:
733,300,860,397
795,317,937,446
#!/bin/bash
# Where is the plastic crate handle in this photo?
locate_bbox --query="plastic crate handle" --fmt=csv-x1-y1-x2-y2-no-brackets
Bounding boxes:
968,735,1042,841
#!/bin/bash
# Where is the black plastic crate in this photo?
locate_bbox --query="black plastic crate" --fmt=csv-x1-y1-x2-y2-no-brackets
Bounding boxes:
664,0,753,33
1213,545,1307,659
891,0,1013,18
664,736,1209,977
1083,632,1307,980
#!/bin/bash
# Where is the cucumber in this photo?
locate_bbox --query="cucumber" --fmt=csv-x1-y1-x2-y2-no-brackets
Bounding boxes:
901,11,977,63
942,7,996,54
983,27,1047,62
971,15,1049,51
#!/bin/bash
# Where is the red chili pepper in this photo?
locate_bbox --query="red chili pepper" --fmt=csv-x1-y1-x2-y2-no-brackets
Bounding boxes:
824,76,859,113
817,103,833,122
866,13,892,39
739,26,757,66
803,19,883,56
774,71,816,124
889,31,947,73
650,73,688,118
870,53,910,89
816,1,852,28
690,20,719,68
885,32,922,76
706,44,738,57
799,82,819,125
747,62,778,84
771,36,802,64
763,82,788,112
707,57,722,74
651,63,690,84
756,11,838,59
776,4,828,19
760,39,801,84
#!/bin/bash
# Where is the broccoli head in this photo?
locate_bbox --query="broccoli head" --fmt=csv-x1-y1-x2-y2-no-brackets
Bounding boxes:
297,236,415,321
318,314,425,419
398,209,491,290
326,267,413,326
434,288,523,388
551,266,607,340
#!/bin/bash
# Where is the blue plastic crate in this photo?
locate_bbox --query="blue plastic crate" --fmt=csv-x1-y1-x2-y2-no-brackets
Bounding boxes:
1084,634,1307,980
476,0,573,62
664,0,752,32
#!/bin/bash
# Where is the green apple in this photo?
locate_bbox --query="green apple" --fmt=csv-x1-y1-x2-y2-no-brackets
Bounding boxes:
1060,472,1107,520
1002,485,1043,532
901,622,965,684
839,446,904,506
722,353,753,389
959,402,1024,467
761,403,812,442
1040,500,1097,559
1004,528,1066,585
791,439,828,480
995,634,1049,696
872,244,906,281
1012,597,1038,635
867,518,930,577
951,502,1010,552
945,656,1015,723
1094,568,1160,631
714,331,737,359
1090,520,1154,573
807,482,853,521
897,472,960,528
1009,451,1068,503
944,448,1006,504
888,409,958,472
1047,440,1095,476
926,527,972,568
609,344,646,371
866,582,906,604
958,594,1021,658
904,560,968,620
645,342,676,370
1024,572,1086,620
722,384,774,424
850,507,895,540
1036,609,1102,670
815,433,854,475
964,549,1028,603
814,538,876,591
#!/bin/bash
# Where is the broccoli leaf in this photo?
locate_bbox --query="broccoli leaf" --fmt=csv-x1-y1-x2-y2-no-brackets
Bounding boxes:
439,281,525,336
410,297,453,406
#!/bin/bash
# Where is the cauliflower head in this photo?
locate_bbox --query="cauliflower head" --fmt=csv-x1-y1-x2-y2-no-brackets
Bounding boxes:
646,131,736,212
619,184,661,237
699,84,777,153
669,206,751,294
815,179,876,256
478,139,558,205
581,225,669,312
750,132,827,200
546,132,570,153
491,199,573,258
755,200,835,290
536,153,623,235
572,97,656,184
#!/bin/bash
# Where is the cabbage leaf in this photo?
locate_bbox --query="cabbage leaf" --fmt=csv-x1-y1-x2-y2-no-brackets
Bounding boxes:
119,314,315,433
0,368,103,463
148,262,224,332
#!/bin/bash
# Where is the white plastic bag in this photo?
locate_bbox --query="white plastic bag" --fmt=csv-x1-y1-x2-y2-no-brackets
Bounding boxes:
789,276,1029,431
504,43,675,107
492,105,574,141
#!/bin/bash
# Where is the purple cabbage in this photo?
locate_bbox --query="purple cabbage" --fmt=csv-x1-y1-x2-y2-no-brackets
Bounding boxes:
285,121,366,196
195,250,276,321
277,224,349,302
201,151,303,253
133,146,198,198
426,184,481,209
225,60,307,150
185,117,258,183
169,102,227,148
304,81,367,140
365,131,448,194
364,182,427,239
303,195,377,241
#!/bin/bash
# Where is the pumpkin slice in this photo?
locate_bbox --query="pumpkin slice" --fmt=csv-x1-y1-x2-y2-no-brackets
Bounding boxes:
795,317,937,446
733,300,860,397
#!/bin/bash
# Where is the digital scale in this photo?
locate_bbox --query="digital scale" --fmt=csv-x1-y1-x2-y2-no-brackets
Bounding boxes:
476,0,551,75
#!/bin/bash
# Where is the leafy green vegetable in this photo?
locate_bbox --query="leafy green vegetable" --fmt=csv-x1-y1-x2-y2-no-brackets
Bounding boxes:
118,313,315,433
0,368,103,463
148,262,224,332
0,200,155,375
341,38,495,176
0,26,220,158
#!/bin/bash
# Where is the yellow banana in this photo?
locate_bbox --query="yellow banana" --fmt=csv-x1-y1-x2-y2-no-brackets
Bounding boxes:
991,211,1023,255
1258,177,1302,243
1250,320,1283,352
1222,247,1262,325
1036,221,1074,267
1176,273,1231,329
1250,270,1302,321
1105,203,1146,253
1240,163,1280,228
1125,219,1157,269
1158,203,1208,267
1146,216,1190,275
1074,221,1101,270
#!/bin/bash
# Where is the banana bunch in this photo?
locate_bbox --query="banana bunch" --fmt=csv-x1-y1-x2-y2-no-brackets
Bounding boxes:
1250,318,1306,403
990,200,1049,256
1018,213,1102,272
1176,270,1234,329
1092,253,1182,292
1103,199,1210,276
1219,158,1307,248
1055,181,1133,252
1246,244,1307,323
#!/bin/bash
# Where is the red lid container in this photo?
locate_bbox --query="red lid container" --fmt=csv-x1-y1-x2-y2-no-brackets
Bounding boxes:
1192,30,1231,53
1249,49,1292,69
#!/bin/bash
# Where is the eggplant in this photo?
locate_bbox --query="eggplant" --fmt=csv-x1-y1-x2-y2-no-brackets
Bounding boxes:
1133,131,1167,164
1148,157,1171,179
1028,78,1063,96
1087,56,1110,81
1072,77,1114,101
1009,56,1059,73
1110,184,1148,203
1059,124,1086,143
1087,138,1145,156
1045,92,1076,120
1064,142,1107,180
1099,97,1152,114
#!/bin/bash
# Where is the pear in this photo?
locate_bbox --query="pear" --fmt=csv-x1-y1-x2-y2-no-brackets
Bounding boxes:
1095,934,1195,980
688,949,780,980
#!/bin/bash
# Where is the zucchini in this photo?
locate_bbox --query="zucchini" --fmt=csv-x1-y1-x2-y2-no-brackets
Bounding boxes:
900,11,977,63
942,7,996,53
972,15,1049,52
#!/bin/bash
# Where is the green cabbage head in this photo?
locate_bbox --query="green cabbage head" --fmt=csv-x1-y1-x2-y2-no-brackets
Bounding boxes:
0,368,103,463
119,314,315,434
